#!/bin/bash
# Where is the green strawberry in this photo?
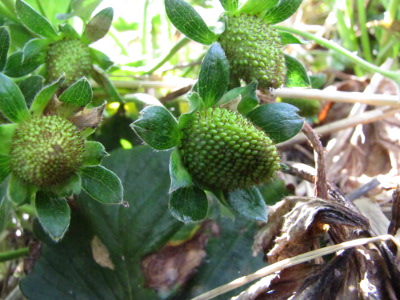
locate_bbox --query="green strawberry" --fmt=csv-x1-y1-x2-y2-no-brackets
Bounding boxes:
218,14,286,90
178,107,280,191
10,115,85,187
46,39,92,87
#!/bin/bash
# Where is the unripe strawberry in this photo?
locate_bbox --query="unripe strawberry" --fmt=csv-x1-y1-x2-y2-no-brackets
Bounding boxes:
46,39,92,87
10,115,85,187
178,107,280,191
218,14,286,90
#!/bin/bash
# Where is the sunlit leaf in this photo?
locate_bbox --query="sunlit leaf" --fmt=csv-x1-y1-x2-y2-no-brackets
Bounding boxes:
264,0,303,24
285,54,311,87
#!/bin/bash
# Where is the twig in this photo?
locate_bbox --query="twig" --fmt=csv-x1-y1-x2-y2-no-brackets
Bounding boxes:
388,189,400,235
159,85,193,103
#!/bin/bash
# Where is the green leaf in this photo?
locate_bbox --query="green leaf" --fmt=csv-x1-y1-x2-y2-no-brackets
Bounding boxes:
30,76,64,116
165,0,217,45
247,102,304,143
90,48,113,70
169,186,208,222
50,173,82,198
35,192,71,242
58,24,80,39
0,124,16,155
186,91,204,113
79,166,123,204
131,105,179,150
239,0,278,15
7,174,33,206
219,0,238,12
0,196,11,232
217,82,258,115
22,38,49,61
82,7,113,44
91,65,124,103
169,149,193,192
278,31,303,45
198,43,229,107
0,27,10,71
71,0,103,22
82,141,108,166
0,154,11,184
58,77,92,107
18,75,44,107
285,54,311,87
263,0,303,24
16,0,58,39
0,73,30,122
224,187,267,221
4,51,43,77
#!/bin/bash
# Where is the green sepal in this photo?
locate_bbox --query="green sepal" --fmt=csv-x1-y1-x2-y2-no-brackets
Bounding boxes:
278,31,303,45
216,81,258,115
22,38,49,62
91,66,124,103
82,141,108,166
238,0,278,15
219,0,238,12
35,191,71,242
198,43,229,108
0,27,10,71
223,187,267,222
263,0,303,24
49,173,82,198
4,51,43,78
186,92,204,113
169,186,208,222
0,196,11,232
58,24,80,39
0,154,11,184
131,105,179,150
247,102,304,143
284,54,311,87
165,0,217,45
59,77,92,107
0,73,30,123
18,75,44,107
79,166,123,204
82,7,113,45
0,124,17,155
90,48,113,70
169,149,193,193
30,76,65,116
71,0,103,22
7,174,34,206
16,0,58,39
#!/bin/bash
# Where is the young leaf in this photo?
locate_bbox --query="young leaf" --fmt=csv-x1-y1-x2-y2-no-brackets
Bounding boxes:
285,54,311,87
79,166,123,204
82,7,113,44
198,43,229,107
224,187,267,222
169,149,193,193
30,76,64,116
82,141,108,166
16,0,58,39
0,124,16,155
4,51,43,77
0,73,30,123
216,82,258,115
247,102,304,143
239,0,278,15
35,192,71,242
50,173,82,198
131,105,179,150
165,0,217,45
0,27,10,71
0,154,11,184
278,31,303,45
219,0,238,12
169,186,208,222
59,77,92,107
7,174,33,206
263,0,303,24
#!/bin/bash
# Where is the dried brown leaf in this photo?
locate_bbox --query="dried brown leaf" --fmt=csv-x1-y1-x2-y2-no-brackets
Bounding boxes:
91,236,115,270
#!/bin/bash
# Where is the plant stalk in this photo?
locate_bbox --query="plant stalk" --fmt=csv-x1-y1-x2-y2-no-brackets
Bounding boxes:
0,247,29,263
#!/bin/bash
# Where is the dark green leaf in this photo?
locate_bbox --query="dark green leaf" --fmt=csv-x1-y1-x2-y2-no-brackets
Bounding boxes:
239,0,278,14
79,166,123,204
18,75,44,107
71,0,103,22
0,124,16,155
30,76,64,116
0,73,30,122
165,0,217,45
35,192,70,241
247,102,304,143
90,48,113,70
131,105,179,150
217,82,258,115
0,154,11,184
198,43,229,107
169,149,193,193
59,77,92,107
7,174,33,205
50,173,82,198
82,7,113,44
219,0,238,12
224,187,267,221
16,0,58,39
263,0,303,24
82,141,108,166
0,27,10,71
285,54,311,87
278,31,303,45
0,196,11,232
4,51,43,77
169,186,208,222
